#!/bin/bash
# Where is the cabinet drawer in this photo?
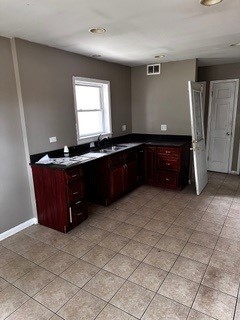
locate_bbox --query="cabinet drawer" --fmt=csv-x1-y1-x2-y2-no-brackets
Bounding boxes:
68,180,84,203
65,166,83,183
158,158,180,172
157,147,180,158
70,200,88,225
158,172,179,189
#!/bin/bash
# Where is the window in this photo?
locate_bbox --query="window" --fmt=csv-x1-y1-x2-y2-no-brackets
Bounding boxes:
73,77,112,143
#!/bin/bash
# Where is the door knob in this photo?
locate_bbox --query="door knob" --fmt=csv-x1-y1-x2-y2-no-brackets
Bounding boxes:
226,132,231,136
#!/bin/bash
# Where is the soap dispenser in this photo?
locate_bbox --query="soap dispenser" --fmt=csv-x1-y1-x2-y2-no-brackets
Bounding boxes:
64,145,69,157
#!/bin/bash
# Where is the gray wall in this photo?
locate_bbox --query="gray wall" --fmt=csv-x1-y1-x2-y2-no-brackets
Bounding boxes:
198,63,240,171
0,37,33,233
15,39,132,155
131,59,197,135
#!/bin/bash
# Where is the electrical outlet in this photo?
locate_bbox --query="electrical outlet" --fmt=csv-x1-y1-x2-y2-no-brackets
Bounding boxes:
161,124,167,131
122,124,127,131
49,136,57,143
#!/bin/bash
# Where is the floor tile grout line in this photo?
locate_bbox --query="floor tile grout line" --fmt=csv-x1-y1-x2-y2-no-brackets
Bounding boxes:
184,179,238,319
233,280,240,320
3,178,240,319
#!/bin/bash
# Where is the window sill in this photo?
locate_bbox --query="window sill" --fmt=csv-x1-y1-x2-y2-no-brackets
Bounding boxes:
77,133,112,145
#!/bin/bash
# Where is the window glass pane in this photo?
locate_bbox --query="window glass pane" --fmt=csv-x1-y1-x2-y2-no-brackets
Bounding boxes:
77,111,103,137
75,85,101,110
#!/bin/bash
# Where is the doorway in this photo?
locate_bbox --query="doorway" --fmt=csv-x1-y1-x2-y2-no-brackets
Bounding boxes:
206,79,239,173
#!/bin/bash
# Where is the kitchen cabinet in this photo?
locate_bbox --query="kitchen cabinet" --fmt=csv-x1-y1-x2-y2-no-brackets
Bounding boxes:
137,146,145,183
87,148,139,206
31,164,88,233
144,146,157,184
144,143,190,190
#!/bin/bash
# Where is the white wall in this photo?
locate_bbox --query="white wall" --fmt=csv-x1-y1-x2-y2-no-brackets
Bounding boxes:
0,36,33,233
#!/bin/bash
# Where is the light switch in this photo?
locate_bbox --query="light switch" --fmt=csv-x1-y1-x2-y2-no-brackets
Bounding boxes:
161,124,167,131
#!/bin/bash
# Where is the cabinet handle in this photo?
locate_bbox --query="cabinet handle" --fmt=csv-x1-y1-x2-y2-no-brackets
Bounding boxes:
166,178,170,181
69,207,73,223
76,212,83,216
139,150,144,153
75,200,81,205
166,163,171,166
71,174,78,178
165,151,170,154
73,191,79,195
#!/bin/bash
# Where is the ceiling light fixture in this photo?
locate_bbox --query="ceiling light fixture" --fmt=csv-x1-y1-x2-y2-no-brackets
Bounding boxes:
200,0,223,6
155,55,165,58
89,27,106,34
230,43,240,47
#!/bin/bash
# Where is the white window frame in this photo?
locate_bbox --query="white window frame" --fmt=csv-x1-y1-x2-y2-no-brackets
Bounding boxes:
73,76,112,144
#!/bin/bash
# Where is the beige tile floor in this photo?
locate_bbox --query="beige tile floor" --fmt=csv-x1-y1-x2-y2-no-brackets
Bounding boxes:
1,172,240,319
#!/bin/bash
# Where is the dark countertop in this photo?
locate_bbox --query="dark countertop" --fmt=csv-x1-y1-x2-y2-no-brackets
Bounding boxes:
145,141,189,147
30,133,191,169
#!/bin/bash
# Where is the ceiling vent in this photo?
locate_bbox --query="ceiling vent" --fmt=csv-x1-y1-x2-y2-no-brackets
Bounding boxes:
147,64,161,75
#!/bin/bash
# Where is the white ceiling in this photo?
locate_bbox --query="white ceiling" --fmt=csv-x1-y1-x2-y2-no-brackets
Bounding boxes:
0,0,240,67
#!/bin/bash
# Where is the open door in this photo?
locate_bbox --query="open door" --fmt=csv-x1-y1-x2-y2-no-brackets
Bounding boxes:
188,81,208,195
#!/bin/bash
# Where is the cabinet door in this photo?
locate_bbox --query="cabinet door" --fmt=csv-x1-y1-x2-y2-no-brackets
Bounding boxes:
125,160,138,192
144,146,157,184
137,148,145,183
109,164,125,200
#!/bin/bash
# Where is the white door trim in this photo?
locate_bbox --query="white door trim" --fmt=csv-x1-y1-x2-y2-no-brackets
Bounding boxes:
206,79,239,174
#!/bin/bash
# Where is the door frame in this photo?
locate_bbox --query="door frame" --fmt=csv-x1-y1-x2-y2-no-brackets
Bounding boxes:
206,79,239,174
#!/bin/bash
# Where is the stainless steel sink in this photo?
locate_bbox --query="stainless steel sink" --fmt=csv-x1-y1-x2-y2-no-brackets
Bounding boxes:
96,149,113,153
95,145,128,153
105,145,126,151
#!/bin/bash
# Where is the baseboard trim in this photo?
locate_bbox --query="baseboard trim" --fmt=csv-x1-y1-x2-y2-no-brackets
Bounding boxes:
0,218,38,241
230,171,239,175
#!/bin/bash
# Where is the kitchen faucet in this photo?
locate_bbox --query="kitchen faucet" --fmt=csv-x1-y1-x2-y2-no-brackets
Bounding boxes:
97,134,109,148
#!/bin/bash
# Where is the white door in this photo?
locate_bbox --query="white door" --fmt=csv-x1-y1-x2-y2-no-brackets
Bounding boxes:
207,80,238,173
198,81,206,118
188,81,208,195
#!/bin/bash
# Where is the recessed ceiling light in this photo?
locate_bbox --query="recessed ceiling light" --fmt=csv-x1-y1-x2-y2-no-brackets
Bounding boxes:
91,54,102,58
200,0,223,6
89,27,106,34
230,42,240,47
155,55,165,58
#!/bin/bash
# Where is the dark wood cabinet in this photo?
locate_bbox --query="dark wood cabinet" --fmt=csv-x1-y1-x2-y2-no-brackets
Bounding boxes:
144,143,190,190
144,146,157,184
31,164,88,233
109,158,125,200
137,147,145,183
125,149,138,192
31,140,190,232
87,148,139,206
